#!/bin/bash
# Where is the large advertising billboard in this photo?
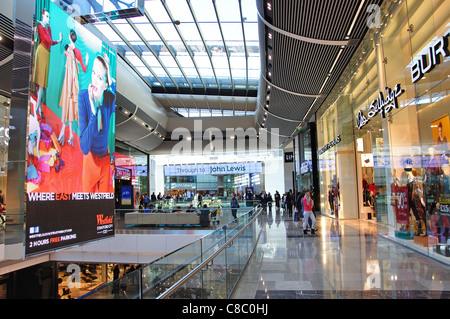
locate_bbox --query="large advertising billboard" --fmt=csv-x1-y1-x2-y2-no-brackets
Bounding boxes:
26,0,116,256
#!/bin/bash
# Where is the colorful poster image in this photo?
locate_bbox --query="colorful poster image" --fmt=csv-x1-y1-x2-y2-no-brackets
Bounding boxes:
392,185,410,226
26,0,116,256
431,114,450,156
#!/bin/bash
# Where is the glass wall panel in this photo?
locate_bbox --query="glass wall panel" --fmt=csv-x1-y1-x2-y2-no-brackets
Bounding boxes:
315,0,450,263
0,95,9,243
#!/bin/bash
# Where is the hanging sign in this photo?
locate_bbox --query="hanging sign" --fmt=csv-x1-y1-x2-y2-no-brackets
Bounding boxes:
284,152,294,163
356,84,405,130
411,34,449,83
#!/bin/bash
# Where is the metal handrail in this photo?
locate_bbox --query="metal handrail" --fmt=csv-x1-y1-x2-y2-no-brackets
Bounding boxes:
156,207,262,299
79,206,261,299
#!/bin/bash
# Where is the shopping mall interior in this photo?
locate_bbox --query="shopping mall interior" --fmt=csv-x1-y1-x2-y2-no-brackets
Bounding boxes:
0,0,449,305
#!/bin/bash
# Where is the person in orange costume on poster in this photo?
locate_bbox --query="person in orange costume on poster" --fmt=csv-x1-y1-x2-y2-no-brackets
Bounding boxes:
58,29,89,147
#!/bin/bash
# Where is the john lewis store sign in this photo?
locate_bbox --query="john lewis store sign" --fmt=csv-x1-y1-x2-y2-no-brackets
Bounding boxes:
164,162,263,176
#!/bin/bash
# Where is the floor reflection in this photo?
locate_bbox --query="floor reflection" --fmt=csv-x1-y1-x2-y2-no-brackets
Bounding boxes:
234,209,450,299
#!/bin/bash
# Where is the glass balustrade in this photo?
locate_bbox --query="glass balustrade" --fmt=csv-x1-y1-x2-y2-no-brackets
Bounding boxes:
80,206,262,299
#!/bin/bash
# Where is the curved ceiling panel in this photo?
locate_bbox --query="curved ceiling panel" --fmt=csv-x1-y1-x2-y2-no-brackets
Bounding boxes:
256,0,384,147
115,90,166,153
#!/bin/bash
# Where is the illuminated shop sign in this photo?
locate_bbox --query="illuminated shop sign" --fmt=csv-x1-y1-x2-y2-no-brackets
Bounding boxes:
115,167,132,180
318,135,341,155
170,182,196,189
411,34,449,83
284,152,294,163
356,84,405,130
164,162,263,176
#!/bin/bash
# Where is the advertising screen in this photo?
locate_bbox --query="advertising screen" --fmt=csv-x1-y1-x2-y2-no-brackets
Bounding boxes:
26,0,116,256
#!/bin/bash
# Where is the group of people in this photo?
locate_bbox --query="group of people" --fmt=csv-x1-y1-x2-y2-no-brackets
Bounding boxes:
138,192,165,209
254,188,317,235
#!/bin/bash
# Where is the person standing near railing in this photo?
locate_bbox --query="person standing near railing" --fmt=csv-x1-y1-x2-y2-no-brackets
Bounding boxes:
230,193,239,220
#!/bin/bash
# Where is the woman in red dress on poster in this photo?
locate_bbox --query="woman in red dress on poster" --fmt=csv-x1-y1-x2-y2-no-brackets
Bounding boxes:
33,8,62,119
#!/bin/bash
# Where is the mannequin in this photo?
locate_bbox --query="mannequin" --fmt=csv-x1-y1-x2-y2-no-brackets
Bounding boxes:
409,169,426,236
328,185,334,213
435,159,450,244
401,158,426,236
363,175,370,206
425,147,441,236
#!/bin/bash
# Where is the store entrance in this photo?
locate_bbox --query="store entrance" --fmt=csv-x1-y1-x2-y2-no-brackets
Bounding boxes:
355,126,388,221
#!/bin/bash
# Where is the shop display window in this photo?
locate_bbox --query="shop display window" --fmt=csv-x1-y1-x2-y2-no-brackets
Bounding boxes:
383,0,450,259
316,0,450,262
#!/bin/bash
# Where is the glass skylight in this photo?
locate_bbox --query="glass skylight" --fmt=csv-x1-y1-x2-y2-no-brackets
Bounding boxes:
92,0,260,95
171,108,255,117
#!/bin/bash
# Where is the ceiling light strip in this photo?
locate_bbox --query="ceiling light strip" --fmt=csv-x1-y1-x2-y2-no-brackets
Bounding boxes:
256,122,291,138
130,123,161,142
261,73,324,98
256,8,349,46
346,0,366,38
257,100,299,123
116,104,139,127
290,96,320,136
328,48,344,75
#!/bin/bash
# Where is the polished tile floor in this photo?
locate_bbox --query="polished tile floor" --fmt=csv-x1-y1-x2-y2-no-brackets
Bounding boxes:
233,209,450,299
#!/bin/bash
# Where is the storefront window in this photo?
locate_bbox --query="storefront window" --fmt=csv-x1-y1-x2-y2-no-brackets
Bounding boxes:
115,141,148,208
0,94,9,242
0,95,9,198
381,0,449,260
316,0,450,263
296,125,315,196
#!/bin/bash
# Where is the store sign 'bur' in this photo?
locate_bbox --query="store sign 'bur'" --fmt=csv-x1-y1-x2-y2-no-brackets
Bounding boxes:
356,84,405,129
411,34,449,83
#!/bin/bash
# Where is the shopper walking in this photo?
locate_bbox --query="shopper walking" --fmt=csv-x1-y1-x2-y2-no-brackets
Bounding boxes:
274,190,280,211
302,190,316,235
230,193,239,220
286,190,293,217
267,192,273,214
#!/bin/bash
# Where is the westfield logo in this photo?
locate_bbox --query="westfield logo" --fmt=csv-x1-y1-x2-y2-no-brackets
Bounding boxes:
96,214,113,225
